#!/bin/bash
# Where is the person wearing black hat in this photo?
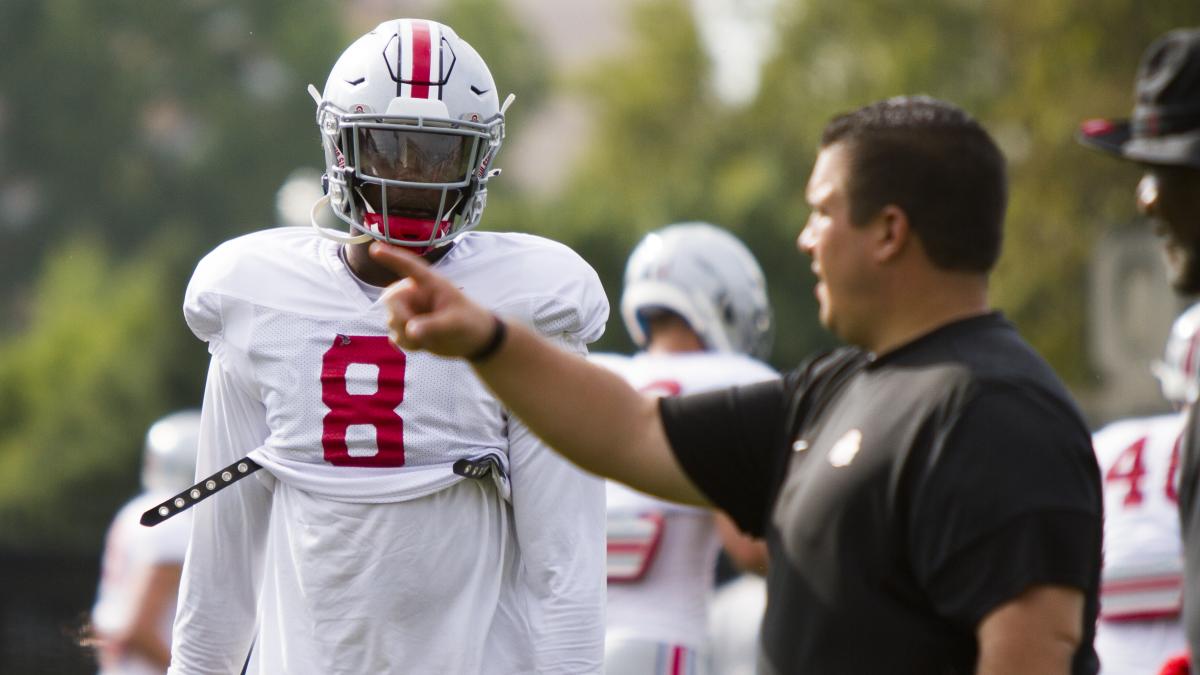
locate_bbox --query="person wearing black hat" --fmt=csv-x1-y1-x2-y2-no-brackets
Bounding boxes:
1078,27,1200,671
1078,28,1200,295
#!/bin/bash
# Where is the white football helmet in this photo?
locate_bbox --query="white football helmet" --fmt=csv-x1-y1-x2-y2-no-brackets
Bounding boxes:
309,19,512,252
1153,303,1200,406
141,410,201,494
621,222,773,359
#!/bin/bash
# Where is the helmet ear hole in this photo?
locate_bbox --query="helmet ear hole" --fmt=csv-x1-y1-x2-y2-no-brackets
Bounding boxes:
720,297,735,325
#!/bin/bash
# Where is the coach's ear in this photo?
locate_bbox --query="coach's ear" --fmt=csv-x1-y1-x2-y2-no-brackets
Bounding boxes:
870,204,911,263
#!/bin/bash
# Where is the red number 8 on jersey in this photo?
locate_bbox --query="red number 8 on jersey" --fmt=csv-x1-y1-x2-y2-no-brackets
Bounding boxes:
321,335,407,467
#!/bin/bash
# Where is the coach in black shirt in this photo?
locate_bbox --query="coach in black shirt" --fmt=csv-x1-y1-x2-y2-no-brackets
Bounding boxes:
371,96,1103,674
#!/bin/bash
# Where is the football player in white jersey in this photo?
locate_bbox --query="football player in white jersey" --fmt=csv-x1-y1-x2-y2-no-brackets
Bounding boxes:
166,19,607,675
1091,304,1200,674
592,223,775,675
706,573,767,675
92,411,200,675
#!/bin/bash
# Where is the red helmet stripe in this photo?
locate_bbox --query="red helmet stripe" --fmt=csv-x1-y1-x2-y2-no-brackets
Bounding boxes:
409,21,432,99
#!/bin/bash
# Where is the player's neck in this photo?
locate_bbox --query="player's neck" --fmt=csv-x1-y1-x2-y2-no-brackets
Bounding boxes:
646,323,705,355
341,242,453,288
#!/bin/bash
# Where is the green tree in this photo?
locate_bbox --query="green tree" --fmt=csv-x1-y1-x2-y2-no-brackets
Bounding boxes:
435,0,552,115
517,0,1200,381
503,0,835,362
0,0,343,333
744,0,1199,380
0,235,207,552
0,0,350,551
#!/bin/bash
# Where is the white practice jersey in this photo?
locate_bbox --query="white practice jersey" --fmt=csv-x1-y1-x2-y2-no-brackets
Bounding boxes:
592,352,776,650
93,492,192,675
169,228,608,675
707,575,767,675
1093,412,1187,674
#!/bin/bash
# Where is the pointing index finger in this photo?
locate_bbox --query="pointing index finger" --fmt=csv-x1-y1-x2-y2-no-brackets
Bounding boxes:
368,242,435,282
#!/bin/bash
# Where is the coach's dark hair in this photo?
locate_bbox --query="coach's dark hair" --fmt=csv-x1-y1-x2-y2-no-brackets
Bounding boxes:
820,96,1008,273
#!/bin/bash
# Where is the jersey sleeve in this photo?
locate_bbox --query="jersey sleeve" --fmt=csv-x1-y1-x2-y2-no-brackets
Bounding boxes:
167,356,273,675
182,243,266,400
659,378,789,536
502,396,606,673
907,384,1103,628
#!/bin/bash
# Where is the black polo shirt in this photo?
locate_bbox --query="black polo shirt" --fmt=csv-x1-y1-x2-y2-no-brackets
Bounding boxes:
660,312,1101,674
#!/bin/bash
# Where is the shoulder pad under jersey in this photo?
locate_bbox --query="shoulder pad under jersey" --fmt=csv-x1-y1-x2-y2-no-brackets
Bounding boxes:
439,232,609,344
184,228,353,343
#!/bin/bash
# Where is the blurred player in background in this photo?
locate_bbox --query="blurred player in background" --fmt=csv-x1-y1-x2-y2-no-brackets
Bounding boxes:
1092,305,1199,673
92,410,200,675
167,18,606,674
707,572,767,675
593,223,774,675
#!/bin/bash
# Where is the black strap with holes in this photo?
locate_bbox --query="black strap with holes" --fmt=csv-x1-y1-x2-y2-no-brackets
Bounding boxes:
140,457,263,527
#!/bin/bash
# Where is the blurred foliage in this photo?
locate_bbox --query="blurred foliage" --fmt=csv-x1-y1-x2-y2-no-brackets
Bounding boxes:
1,0,1198,552
980,1,1200,383
0,0,342,552
499,0,1200,376
0,234,207,551
434,0,552,114
515,0,740,356
0,0,343,331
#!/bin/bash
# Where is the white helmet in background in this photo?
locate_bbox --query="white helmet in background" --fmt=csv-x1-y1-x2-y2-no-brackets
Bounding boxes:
1153,303,1200,406
141,410,201,494
309,18,511,253
621,222,773,359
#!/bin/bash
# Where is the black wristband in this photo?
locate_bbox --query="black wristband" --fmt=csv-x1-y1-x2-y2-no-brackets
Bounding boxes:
468,315,508,363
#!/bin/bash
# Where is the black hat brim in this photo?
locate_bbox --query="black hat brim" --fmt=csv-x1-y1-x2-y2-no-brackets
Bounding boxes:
1078,117,1200,169
1076,118,1132,157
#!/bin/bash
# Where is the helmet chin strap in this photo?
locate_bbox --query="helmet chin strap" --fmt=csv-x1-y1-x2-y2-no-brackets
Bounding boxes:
309,194,373,245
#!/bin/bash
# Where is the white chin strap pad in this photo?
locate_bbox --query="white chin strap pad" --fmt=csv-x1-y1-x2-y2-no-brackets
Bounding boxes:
309,194,373,245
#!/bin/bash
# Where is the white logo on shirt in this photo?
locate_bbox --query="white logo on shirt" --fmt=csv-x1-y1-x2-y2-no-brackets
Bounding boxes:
828,429,862,467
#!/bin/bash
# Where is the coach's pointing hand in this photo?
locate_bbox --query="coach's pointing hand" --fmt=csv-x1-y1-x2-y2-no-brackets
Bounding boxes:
370,242,497,357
